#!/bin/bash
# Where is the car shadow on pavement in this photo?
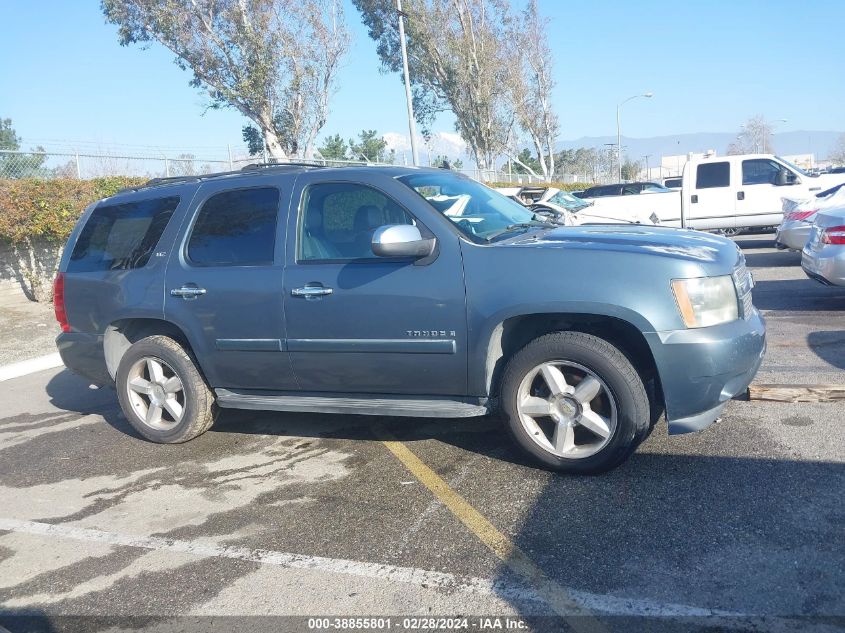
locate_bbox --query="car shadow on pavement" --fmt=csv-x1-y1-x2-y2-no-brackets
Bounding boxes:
44,369,145,441
733,236,776,250
807,330,845,371
44,368,532,466
742,250,801,268
487,441,845,627
750,278,845,311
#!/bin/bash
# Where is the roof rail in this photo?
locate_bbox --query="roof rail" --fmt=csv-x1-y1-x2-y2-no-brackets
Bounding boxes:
112,160,345,196
239,161,325,171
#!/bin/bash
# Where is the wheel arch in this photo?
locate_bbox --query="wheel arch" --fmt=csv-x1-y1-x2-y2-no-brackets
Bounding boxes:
104,318,198,380
482,312,662,413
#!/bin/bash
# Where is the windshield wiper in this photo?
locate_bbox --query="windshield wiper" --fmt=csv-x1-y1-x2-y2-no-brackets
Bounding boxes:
486,220,555,242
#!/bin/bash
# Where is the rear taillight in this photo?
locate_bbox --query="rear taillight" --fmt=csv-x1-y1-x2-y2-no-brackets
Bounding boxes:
821,226,845,245
785,209,816,222
53,273,70,333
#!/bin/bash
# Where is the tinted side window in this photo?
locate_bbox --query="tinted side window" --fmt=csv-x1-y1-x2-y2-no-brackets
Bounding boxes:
696,162,730,189
68,196,179,272
298,183,415,261
187,188,279,266
742,159,781,185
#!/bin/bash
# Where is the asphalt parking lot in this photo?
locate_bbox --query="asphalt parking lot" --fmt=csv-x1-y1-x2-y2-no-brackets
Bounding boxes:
0,234,843,633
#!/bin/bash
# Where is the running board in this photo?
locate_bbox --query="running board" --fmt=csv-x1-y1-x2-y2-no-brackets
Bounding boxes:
215,389,490,418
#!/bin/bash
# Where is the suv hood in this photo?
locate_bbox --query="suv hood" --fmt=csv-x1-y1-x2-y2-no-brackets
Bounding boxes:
507,225,738,264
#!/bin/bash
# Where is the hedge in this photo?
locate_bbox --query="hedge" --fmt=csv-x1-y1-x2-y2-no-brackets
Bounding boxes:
486,181,592,192
0,177,146,244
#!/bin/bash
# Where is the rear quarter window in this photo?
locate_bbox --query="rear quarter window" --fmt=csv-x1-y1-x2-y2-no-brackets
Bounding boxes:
186,187,280,266
696,162,730,189
68,196,179,272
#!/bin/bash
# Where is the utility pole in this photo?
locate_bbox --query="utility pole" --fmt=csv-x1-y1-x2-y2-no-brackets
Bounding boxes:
643,154,651,180
397,0,419,166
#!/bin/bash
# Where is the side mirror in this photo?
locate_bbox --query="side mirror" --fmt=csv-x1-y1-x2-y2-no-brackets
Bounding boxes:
775,170,797,186
371,224,436,258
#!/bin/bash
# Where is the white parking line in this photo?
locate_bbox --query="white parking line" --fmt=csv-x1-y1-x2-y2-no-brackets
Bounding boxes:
0,517,731,618
0,353,63,382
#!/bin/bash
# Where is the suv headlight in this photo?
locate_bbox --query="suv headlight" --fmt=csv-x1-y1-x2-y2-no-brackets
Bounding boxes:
671,276,738,328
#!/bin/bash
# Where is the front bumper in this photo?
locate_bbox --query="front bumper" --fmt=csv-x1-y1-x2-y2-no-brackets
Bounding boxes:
56,331,111,386
802,244,845,286
645,310,766,434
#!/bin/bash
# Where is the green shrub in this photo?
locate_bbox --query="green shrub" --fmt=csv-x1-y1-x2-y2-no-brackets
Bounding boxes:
0,177,145,244
485,181,592,192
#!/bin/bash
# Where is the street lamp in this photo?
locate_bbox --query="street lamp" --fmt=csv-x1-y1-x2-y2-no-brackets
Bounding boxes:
617,92,652,181
766,119,788,153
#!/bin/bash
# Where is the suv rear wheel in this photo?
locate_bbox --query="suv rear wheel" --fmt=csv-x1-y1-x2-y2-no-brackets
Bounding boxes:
116,335,216,443
500,331,649,473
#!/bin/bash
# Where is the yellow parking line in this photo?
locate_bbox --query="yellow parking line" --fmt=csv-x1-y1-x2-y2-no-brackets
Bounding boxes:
380,436,604,630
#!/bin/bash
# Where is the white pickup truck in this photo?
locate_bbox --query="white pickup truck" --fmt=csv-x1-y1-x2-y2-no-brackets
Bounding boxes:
585,154,845,233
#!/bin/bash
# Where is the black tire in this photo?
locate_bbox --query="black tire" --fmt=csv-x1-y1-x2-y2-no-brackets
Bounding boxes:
116,335,216,443
500,331,649,474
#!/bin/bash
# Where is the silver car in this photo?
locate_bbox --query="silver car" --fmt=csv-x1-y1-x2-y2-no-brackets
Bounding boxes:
778,183,845,252
802,205,845,286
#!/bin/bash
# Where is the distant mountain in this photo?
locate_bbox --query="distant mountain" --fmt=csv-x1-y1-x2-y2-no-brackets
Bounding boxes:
556,131,842,160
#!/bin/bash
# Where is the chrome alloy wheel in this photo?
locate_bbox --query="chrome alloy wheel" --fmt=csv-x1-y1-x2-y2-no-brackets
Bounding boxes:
516,361,617,458
125,356,185,430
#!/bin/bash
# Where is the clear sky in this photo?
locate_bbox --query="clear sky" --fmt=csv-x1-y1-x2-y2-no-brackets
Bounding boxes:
1,0,844,160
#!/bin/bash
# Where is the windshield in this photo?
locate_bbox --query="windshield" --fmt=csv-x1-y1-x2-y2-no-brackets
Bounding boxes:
398,172,549,241
640,183,672,194
547,189,591,211
776,156,812,178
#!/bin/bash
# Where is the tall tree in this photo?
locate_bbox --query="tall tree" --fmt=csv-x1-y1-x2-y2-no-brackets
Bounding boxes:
349,130,388,162
621,159,641,181
829,133,845,165
0,118,47,178
510,148,541,175
353,0,512,171
318,134,349,160
102,0,349,160
504,0,558,182
727,115,775,155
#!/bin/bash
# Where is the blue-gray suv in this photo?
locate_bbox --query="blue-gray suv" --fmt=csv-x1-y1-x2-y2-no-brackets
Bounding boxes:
54,165,765,473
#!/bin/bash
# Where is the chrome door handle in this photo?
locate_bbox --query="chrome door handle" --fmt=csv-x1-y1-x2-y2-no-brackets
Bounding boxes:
170,286,207,298
291,286,333,298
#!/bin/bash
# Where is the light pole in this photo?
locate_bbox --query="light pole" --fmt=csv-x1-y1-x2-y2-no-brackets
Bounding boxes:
766,118,788,153
643,154,651,180
397,0,419,166
616,92,652,181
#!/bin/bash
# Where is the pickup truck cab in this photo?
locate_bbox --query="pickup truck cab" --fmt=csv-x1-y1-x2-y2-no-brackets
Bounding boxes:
584,154,845,232
55,165,765,473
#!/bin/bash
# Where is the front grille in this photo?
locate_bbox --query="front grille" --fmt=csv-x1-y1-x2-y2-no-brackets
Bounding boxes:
733,260,755,319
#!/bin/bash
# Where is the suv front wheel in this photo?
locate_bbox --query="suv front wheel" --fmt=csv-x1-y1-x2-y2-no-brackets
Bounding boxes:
500,332,649,473
116,335,216,443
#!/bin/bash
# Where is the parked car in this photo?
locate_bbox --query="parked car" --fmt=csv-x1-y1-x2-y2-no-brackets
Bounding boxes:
573,182,672,199
494,186,659,225
55,165,764,473
776,183,845,251
530,188,660,225
802,204,845,286
575,154,845,233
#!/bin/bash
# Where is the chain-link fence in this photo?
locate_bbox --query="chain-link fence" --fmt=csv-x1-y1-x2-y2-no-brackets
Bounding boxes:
0,149,595,185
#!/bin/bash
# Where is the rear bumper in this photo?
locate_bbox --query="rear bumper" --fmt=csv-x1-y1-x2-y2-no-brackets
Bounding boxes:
56,332,111,386
802,245,845,286
775,222,812,251
646,310,766,434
